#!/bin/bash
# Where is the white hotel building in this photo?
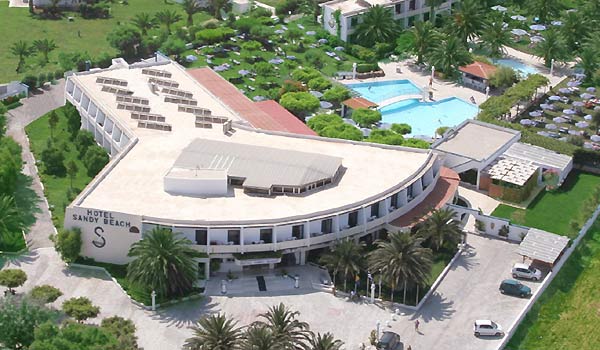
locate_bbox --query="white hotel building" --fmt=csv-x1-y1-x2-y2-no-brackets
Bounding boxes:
64,58,459,278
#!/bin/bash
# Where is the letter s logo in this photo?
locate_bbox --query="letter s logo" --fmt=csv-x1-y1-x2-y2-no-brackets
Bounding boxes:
92,226,106,248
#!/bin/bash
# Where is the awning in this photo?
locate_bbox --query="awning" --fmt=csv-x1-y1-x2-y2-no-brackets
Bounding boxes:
517,228,569,265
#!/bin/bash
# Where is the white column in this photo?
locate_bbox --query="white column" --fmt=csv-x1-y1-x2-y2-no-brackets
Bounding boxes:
272,226,277,251
304,221,310,246
240,227,245,252
334,214,340,239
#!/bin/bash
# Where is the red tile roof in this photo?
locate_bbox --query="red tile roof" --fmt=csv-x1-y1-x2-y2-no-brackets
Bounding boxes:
389,167,460,228
342,97,378,110
254,100,317,136
459,61,498,80
187,68,315,135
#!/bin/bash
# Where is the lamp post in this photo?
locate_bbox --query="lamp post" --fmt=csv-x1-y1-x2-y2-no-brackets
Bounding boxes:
151,290,156,311
376,320,381,340
378,269,382,299
431,65,435,80
371,283,376,303
485,86,490,99
550,59,555,76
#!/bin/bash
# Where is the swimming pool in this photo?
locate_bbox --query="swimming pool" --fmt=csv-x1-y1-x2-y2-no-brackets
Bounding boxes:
494,58,540,77
346,80,421,103
380,97,480,137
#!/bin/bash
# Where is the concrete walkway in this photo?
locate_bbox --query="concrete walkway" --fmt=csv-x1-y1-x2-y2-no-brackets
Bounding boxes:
6,81,65,248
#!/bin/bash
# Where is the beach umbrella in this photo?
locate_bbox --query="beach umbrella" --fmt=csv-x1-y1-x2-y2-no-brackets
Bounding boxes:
581,93,594,99
558,88,571,94
297,24,305,29
306,31,316,35
309,90,323,98
538,131,550,137
587,87,596,92
591,135,600,142
286,55,297,60
568,129,581,135
530,24,546,31
530,35,544,43
553,117,567,123
551,20,562,26
520,119,534,125
185,55,198,62
318,38,328,44
545,124,558,130
548,95,562,101
563,109,576,115
584,114,593,120
274,29,285,34
529,111,542,117
491,5,507,12
540,103,555,110
572,101,585,107
213,65,228,72
576,121,589,128
567,80,581,87
511,15,527,21
511,28,528,36
281,25,288,30
320,101,333,109
268,58,284,64
334,46,345,51
252,95,266,101
238,69,251,76
584,142,594,149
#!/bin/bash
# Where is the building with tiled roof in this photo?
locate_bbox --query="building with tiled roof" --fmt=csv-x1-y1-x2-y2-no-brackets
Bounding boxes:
458,61,499,92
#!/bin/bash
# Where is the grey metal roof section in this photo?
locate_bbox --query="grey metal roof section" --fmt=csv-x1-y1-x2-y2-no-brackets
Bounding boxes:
503,142,572,172
518,228,569,264
174,139,343,189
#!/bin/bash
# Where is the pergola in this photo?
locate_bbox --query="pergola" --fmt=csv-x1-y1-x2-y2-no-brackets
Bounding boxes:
518,228,570,266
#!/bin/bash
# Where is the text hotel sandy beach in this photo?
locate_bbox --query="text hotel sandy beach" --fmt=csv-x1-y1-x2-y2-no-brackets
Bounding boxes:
63,57,455,277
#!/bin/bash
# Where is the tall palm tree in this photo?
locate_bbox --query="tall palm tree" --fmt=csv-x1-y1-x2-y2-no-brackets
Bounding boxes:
367,232,432,303
427,35,472,77
451,0,486,44
33,38,57,64
578,46,599,84
209,0,229,18
256,303,310,348
240,324,280,350
319,239,364,291
411,21,438,65
126,227,201,298
560,10,585,52
180,0,201,26
131,12,157,36
0,196,24,245
10,41,32,73
527,0,562,24
416,208,462,251
480,17,510,58
425,0,444,26
353,5,399,47
534,29,568,67
155,9,182,34
305,332,343,350
185,313,242,350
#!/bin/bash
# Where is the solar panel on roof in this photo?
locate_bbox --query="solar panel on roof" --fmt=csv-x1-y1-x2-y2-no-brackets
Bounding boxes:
96,76,128,87
101,85,133,95
141,68,172,78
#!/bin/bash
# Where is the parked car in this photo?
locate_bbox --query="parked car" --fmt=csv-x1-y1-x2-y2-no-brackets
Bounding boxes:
377,331,403,350
499,279,531,297
512,263,542,281
473,320,503,337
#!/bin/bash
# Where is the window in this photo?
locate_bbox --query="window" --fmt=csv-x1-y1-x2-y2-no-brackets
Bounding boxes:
260,228,273,243
230,177,244,186
195,229,207,245
348,211,358,227
292,225,304,239
227,230,240,245
409,0,416,11
321,219,333,234
407,185,414,201
391,193,399,208
395,3,402,14
370,203,380,218
350,17,359,27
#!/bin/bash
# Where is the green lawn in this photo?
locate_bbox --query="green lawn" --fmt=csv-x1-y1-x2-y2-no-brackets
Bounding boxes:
0,1,211,82
491,171,600,238
506,219,600,350
25,106,93,230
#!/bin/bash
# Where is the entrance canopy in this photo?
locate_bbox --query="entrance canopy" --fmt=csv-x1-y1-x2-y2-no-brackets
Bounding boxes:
518,228,569,265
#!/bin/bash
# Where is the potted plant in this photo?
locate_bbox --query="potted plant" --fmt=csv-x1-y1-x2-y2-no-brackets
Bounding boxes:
226,270,236,281
498,225,509,239
281,269,288,278
474,219,485,233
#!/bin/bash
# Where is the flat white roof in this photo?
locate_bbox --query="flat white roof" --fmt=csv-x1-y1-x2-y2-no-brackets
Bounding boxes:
503,142,572,172
432,120,520,162
73,62,432,224
322,0,403,16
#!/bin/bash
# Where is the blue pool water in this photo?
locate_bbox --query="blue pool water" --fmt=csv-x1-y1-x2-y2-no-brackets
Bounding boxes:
346,80,421,103
380,97,480,137
494,58,540,77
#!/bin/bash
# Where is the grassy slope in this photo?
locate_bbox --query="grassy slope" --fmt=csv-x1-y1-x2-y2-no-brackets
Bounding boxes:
0,1,205,82
507,220,600,350
491,171,600,238
25,106,92,230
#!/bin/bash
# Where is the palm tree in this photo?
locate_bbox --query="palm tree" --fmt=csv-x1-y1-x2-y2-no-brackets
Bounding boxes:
131,13,157,36
480,17,510,58
578,46,599,84
367,232,432,303
33,39,58,64
353,5,399,48
126,227,201,298
425,0,444,26
427,35,472,77
180,0,201,26
416,208,462,251
185,313,242,350
561,10,585,52
256,303,310,348
305,332,343,350
451,0,486,44
155,9,182,34
411,21,438,65
527,0,562,24
209,0,228,18
534,29,568,67
0,196,24,245
10,41,32,73
240,324,280,350
319,239,364,291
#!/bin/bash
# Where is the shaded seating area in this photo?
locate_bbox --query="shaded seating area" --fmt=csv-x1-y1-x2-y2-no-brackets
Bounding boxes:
517,228,570,269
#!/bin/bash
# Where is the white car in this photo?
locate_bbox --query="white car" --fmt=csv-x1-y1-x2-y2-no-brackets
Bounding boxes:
512,263,542,281
473,320,503,337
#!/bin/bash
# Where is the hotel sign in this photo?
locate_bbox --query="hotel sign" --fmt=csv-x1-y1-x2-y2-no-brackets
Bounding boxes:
71,209,133,228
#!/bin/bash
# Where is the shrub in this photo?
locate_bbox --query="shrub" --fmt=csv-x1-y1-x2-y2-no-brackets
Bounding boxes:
54,227,82,263
304,49,327,69
351,108,381,128
279,79,307,96
160,37,187,56
356,63,380,73
233,17,262,34
201,18,220,29
83,146,109,177
475,219,485,232
291,67,321,83
307,114,363,141
498,225,509,237
489,66,518,90
62,297,100,323
308,77,332,92
323,86,351,105
0,269,27,293
30,285,63,304
37,73,47,87
107,26,143,58
351,45,377,63
391,123,412,135
279,92,320,117
241,40,262,52
195,28,235,44
254,61,273,76
74,130,96,157
79,1,109,19
41,143,66,176
22,75,37,89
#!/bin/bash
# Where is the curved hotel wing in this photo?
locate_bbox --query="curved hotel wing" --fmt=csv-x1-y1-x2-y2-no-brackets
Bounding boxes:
64,59,456,274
